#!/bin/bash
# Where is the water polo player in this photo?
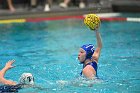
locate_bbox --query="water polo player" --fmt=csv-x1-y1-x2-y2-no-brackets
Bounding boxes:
78,14,102,79
0,60,34,92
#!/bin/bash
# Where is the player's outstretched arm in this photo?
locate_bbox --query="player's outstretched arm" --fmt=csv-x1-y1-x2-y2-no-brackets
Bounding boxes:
92,30,102,63
0,60,16,85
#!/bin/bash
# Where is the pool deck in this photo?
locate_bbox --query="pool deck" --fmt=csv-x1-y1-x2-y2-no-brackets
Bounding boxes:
0,2,112,20
0,0,140,20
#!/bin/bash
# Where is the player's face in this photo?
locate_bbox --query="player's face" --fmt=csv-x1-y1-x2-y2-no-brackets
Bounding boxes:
78,48,86,63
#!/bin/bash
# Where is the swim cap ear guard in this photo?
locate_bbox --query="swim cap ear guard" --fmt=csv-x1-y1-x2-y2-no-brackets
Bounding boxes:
81,44,95,63
19,73,34,85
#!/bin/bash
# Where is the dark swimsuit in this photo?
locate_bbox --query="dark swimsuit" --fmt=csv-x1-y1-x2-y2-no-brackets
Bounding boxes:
80,61,97,76
0,84,22,93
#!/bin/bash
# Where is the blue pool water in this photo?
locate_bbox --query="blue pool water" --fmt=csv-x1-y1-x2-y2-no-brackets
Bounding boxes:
0,16,140,93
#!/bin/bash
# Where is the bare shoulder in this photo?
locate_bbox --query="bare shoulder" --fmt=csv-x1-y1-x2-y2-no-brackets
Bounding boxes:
83,65,96,75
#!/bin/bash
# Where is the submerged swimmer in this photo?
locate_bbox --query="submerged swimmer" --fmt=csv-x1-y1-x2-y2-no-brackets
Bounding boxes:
78,30,102,79
0,60,34,92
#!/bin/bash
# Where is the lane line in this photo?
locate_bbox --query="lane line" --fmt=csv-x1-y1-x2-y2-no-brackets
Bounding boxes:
0,13,140,24
0,19,26,24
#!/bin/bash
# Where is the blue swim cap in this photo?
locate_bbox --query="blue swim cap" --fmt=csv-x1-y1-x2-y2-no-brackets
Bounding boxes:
81,44,95,60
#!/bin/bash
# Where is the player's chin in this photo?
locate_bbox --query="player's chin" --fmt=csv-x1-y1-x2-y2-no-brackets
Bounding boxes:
78,59,83,63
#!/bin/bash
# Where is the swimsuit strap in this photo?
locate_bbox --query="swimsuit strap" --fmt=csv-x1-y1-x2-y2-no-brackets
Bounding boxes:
80,61,97,76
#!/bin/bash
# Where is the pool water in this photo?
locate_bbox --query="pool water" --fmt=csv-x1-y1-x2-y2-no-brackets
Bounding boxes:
0,17,140,93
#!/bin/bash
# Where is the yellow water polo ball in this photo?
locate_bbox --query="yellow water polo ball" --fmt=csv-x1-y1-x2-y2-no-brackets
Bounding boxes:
84,14,101,30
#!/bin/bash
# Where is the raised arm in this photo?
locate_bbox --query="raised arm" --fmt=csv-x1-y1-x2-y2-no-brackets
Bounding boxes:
92,30,102,63
0,60,16,85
